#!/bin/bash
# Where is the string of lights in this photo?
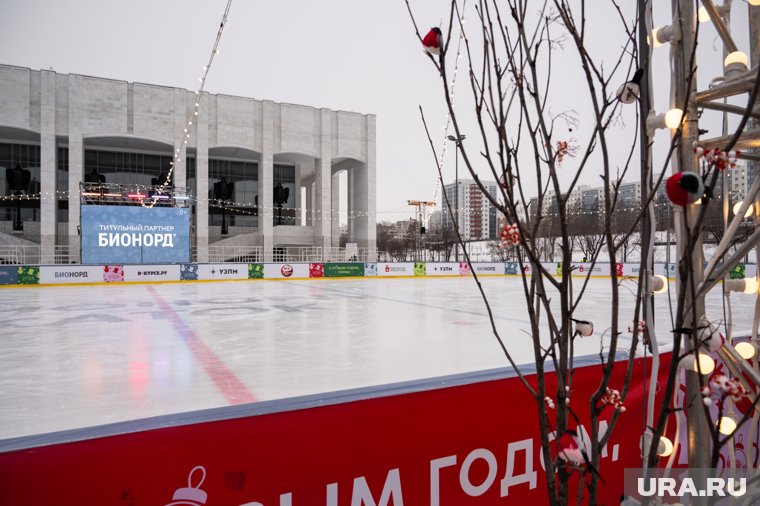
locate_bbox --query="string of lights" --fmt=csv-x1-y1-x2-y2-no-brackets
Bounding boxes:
432,6,467,205
5,190,730,219
142,0,233,209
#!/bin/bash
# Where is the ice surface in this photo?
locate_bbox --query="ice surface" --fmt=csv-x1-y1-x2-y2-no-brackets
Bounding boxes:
0,277,754,440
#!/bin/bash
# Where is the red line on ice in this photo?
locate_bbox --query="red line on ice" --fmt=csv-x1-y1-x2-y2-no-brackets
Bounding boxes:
146,285,257,405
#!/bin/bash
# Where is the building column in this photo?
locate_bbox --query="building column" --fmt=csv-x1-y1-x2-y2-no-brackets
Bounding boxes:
347,168,355,242
315,109,332,249
331,170,340,246
261,101,274,261
196,92,209,262
173,89,187,189
67,74,83,263
40,70,56,263
295,163,303,226
354,115,376,257
304,178,313,226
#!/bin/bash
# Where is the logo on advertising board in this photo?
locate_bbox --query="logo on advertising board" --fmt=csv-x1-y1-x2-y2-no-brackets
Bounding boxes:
165,466,207,506
210,268,238,276
181,264,198,281
103,265,124,282
309,263,324,277
17,266,39,285
324,263,364,278
138,270,168,277
248,264,264,279
281,265,294,277
0,265,19,285
53,270,89,279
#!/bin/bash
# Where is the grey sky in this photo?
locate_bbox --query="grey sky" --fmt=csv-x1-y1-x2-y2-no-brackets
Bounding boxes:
0,1,753,222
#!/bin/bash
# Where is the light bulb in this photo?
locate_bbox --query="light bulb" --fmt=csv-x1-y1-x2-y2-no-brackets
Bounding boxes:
697,6,711,23
733,201,753,218
743,277,759,294
664,108,684,129
750,0,760,5
735,341,756,359
695,353,715,374
717,416,737,435
650,27,664,48
724,51,749,68
657,436,674,457
652,274,668,294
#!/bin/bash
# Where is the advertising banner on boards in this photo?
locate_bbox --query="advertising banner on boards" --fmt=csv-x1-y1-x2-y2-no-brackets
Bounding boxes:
0,354,672,505
39,265,106,284
81,205,191,264
0,266,18,285
570,263,607,276
377,262,415,277
323,263,365,277
123,264,180,283
472,262,503,275
263,263,311,279
425,263,459,276
197,264,249,281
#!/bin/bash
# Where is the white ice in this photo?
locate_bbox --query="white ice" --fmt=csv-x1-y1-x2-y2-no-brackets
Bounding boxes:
0,276,754,440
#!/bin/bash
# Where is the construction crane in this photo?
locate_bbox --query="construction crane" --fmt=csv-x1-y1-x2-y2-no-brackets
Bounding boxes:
407,200,436,235
407,200,437,262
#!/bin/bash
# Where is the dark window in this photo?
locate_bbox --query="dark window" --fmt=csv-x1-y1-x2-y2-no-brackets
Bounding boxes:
208,158,258,227
83,149,173,186
0,143,42,223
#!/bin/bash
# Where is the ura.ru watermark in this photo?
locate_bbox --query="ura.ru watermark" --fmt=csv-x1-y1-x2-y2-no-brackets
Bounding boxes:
624,468,758,503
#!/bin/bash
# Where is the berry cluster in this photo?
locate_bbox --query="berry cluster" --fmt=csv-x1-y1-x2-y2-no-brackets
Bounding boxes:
600,387,626,412
702,373,750,406
500,223,520,248
628,320,647,334
556,140,569,163
695,147,741,171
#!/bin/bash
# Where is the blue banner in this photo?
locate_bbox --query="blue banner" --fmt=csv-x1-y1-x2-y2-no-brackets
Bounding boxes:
81,205,191,264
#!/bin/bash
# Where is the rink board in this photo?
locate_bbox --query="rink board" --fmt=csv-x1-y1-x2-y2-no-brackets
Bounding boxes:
0,353,668,505
1,262,754,286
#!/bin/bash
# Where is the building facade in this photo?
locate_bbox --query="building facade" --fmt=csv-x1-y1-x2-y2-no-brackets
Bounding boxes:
0,64,376,262
441,179,498,240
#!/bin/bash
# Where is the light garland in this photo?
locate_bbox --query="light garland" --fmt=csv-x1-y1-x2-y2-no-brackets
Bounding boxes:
143,0,233,209
433,6,467,206
2,191,734,218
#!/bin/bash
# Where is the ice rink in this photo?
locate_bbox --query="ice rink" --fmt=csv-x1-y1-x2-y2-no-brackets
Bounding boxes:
0,276,755,441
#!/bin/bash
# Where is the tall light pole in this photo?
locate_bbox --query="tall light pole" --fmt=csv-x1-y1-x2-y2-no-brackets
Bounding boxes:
448,134,466,261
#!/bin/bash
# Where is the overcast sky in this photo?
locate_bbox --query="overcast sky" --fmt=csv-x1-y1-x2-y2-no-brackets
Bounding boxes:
0,1,753,223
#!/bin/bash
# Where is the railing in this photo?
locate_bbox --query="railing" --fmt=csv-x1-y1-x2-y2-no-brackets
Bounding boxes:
79,182,192,208
207,246,263,263
0,245,74,265
0,245,379,264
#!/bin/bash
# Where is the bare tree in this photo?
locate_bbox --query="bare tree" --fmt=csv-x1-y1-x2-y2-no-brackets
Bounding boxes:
408,1,760,503
406,1,647,503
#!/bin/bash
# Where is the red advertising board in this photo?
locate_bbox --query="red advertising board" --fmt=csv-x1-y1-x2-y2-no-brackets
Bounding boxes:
0,355,668,505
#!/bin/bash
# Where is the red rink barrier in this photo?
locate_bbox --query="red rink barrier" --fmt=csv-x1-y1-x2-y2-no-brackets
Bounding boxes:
0,354,668,505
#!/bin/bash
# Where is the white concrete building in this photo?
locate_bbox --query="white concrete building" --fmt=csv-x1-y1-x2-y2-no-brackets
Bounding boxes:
0,64,376,262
